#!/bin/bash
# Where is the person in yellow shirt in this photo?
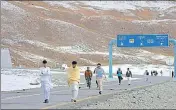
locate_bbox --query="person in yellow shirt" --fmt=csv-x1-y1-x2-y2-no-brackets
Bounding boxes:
67,61,80,102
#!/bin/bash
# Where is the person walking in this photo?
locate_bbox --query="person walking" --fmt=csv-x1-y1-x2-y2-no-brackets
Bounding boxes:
117,68,123,85
144,70,149,81
172,71,174,78
40,60,52,103
126,68,132,85
67,61,80,102
85,67,93,89
151,71,153,76
94,63,106,95
160,70,163,76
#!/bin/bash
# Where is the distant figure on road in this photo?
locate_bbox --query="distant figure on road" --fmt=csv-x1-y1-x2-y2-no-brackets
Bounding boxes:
126,68,132,85
67,61,80,102
160,70,163,76
154,71,158,76
144,70,149,81
151,71,153,76
117,68,123,85
172,71,174,78
94,63,106,95
40,60,52,103
85,67,92,89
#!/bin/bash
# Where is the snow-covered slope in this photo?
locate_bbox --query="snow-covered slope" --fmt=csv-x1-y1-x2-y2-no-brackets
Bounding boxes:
45,1,175,11
1,1,176,67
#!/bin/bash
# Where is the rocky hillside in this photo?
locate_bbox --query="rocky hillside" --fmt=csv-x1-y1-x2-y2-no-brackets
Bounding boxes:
1,1,176,68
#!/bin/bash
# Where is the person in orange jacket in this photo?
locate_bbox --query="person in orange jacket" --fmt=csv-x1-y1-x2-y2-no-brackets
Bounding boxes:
85,67,92,88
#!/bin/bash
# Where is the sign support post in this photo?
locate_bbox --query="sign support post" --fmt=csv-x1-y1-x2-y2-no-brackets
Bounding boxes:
169,39,176,80
108,39,116,78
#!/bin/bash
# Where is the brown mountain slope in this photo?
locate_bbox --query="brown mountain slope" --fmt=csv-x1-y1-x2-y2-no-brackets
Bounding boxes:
1,1,176,68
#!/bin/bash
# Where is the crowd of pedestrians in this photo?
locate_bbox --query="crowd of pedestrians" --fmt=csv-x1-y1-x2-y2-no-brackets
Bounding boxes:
39,60,175,104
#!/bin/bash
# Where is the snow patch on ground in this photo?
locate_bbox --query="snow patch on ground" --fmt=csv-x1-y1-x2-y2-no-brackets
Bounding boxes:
12,50,54,63
136,50,173,63
45,18,85,31
132,19,176,25
79,58,97,65
1,69,63,91
1,1,26,14
29,5,49,11
45,1,78,10
1,74,40,91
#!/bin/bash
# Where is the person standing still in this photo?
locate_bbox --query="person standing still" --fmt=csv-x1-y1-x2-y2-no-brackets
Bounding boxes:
94,63,106,95
126,68,132,85
67,61,80,102
40,60,52,103
85,67,93,88
117,68,123,85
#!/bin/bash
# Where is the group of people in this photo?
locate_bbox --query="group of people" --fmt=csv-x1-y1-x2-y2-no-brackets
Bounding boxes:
116,68,132,85
144,70,163,77
39,60,107,103
84,63,106,94
39,60,175,104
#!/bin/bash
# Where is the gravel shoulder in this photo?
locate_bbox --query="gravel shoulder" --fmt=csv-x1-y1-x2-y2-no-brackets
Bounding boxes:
59,80,176,109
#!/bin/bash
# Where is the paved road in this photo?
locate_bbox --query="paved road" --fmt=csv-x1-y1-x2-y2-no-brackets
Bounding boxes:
1,75,172,109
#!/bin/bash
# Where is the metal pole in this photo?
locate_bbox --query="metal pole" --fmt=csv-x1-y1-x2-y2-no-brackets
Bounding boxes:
174,45,176,80
169,39,176,80
109,42,113,78
108,39,117,78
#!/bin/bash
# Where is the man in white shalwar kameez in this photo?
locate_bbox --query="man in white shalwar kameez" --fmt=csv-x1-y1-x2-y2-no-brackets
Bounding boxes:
40,60,52,103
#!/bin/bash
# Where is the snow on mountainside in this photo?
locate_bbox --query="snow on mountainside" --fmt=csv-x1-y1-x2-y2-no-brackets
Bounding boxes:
1,1,176,68
45,1,175,11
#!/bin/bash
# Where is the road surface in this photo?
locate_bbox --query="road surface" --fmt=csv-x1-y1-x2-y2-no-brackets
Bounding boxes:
1,75,171,109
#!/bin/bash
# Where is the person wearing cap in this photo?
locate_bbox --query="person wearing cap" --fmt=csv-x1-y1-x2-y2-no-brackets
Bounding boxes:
40,60,52,103
67,61,80,102
94,63,106,95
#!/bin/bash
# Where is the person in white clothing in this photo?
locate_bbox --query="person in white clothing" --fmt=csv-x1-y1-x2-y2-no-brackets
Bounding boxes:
126,68,132,85
40,60,52,103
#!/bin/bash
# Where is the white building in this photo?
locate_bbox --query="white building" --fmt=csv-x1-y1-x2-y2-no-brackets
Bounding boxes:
1,48,12,68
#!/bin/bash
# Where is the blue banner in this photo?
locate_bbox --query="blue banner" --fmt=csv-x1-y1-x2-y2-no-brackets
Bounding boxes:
117,34,169,47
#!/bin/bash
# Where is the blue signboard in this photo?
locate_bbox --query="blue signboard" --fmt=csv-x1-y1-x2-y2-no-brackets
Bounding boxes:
117,34,169,47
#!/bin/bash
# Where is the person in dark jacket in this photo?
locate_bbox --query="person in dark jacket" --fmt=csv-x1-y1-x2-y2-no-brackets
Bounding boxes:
117,68,123,85
172,71,174,78
126,68,132,85
151,71,153,76
144,70,149,81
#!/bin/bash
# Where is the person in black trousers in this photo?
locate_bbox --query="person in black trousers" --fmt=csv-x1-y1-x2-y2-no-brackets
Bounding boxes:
117,68,123,85
172,71,174,78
